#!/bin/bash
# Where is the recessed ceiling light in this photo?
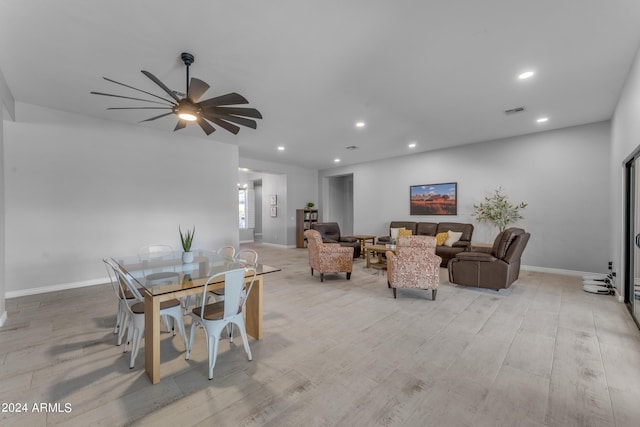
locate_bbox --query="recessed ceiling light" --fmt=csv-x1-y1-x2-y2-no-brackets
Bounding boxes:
355,121,365,128
518,71,535,80
238,167,249,172
334,158,341,163
277,146,285,151
536,117,549,123
408,142,417,148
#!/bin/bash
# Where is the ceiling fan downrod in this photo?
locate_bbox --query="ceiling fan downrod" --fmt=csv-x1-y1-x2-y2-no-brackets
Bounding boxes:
181,52,195,98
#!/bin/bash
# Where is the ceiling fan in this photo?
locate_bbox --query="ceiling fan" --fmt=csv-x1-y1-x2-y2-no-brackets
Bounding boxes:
90,52,262,136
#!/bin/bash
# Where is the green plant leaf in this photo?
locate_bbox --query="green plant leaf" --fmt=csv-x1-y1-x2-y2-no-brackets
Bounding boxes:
471,187,526,232
179,226,195,252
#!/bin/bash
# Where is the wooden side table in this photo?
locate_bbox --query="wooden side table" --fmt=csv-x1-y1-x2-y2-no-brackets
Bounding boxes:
364,244,396,269
351,235,376,259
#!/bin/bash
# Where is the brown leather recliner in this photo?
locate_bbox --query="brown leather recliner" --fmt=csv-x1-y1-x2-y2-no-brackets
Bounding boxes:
311,222,361,258
447,228,530,290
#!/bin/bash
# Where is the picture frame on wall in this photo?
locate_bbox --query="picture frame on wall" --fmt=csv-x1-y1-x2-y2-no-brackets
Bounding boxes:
410,182,457,215
270,206,277,217
270,195,277,206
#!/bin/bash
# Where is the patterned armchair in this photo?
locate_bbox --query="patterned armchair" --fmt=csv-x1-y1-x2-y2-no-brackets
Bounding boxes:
386,235,442,300
304,229,354,282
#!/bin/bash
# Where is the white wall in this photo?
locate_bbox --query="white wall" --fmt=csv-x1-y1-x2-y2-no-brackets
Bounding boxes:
0,103,5,324
0,65,12,325
611,45,640,297
240,157,318,246
320,121,611,273
4,102,239,295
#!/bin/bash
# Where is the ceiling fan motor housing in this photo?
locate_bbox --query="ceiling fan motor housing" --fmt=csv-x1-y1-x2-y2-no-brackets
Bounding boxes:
181,52,194,67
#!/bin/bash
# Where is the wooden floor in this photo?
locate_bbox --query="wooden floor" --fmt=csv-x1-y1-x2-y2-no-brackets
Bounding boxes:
1,243,640,426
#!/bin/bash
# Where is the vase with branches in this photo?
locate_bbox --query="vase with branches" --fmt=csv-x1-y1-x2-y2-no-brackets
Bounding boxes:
472,188,527,232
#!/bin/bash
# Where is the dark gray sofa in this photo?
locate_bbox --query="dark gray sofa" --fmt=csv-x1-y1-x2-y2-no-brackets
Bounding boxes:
378,221,474,266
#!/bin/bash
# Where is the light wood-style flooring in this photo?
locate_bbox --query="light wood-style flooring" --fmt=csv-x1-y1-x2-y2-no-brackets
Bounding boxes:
1,243,640,426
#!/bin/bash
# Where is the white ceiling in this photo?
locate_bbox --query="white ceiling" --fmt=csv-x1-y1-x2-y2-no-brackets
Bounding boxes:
1,0,639,170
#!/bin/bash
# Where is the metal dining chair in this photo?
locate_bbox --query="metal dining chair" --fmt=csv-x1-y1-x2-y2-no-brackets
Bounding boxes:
185,267,257,379
104,258,187,369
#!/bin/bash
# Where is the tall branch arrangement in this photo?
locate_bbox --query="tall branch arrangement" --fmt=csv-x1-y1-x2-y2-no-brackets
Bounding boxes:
472,188,527,232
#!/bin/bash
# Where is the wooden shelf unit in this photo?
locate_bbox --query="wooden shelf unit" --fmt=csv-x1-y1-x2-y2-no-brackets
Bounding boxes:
296,209,318,248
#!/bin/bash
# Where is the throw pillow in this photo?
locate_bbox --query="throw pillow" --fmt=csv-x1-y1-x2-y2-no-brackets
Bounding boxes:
435,232,448,246
444,231,463,247
397,228,413,238
390,228,403,239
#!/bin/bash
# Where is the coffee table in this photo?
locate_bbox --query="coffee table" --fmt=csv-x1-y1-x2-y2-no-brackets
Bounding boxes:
351,235,376,259
364,244,396,269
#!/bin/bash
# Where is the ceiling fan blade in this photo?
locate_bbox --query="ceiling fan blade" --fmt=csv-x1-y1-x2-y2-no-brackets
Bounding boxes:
203,111,256,129
205,106,263,119
90,91,172,106
102,77,175,104
141,70,181,102
138,112,175,123
188,78,210,103
201,115,240,134
197,118,216,135
198,92,248,108
174,119,188,131
107,107,172,110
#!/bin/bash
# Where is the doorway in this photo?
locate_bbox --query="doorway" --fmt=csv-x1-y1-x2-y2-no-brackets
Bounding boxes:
624,155,640,328
323,174,354,235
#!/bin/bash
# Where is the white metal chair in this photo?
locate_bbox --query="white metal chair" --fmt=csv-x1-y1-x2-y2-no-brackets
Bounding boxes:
209,246,258,301
208,248,259,337
216,246,236,260
104,259,139,345
137,245,184,321
104,258,187,369
235,248,259,267
185,267,256,380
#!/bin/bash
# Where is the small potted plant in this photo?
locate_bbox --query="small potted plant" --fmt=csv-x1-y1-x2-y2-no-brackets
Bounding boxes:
306,202,315,209
179,226,195,263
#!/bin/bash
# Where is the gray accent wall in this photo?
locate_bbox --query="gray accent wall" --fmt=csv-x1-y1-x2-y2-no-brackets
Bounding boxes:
4,102,240,295
319,121,611,273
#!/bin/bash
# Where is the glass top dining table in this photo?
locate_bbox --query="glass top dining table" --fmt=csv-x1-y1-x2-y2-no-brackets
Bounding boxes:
114,249,280,296
112,249,280,384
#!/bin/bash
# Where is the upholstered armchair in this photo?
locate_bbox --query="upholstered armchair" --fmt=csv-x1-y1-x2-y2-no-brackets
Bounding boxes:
311,222,361,258
448,228,530,290
386,235,442,300
304,229,354,282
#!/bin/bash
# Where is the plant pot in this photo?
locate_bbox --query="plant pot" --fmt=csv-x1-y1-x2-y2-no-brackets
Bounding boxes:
182,251,194,263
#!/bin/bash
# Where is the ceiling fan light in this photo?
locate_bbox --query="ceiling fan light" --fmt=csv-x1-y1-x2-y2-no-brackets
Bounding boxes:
178,112,198,121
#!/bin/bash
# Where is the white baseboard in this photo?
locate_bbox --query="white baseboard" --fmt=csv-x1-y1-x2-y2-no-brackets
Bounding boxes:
521,265,606,277
239,239,255,244
5,277,109,299
522,265,626,302
257,242,296,249
0,310,6,327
